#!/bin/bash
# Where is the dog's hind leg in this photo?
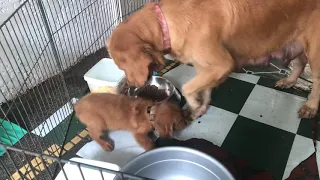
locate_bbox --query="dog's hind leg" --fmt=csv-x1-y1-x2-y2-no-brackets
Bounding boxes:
276,53,308,89
85,116,114,151
87,126,114,151
99,129,115,150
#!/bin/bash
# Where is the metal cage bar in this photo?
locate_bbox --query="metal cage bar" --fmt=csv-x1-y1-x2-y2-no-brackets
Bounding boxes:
0,0,157,179
1,143,154,180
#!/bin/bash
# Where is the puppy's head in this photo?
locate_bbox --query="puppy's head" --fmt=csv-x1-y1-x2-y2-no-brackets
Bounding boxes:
152,102,188,138
107,24,165,87
129,98,154,134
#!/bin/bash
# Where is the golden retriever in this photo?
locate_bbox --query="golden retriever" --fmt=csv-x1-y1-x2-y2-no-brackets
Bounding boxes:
74,93,188,151
107,0,320,119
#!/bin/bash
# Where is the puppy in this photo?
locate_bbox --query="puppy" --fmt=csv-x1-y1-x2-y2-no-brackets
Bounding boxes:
107,0,320,119
152,101,191,138
74,93,188,151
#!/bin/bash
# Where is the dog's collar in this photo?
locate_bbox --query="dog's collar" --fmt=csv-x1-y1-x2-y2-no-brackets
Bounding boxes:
154,3,171,54
147,106,156,121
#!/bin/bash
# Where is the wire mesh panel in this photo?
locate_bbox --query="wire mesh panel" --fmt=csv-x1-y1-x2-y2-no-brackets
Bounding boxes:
1,144,153,180
0,0,156,179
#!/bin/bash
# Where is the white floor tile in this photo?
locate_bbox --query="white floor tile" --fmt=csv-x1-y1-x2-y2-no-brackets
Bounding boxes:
174,105,237,147
55,158,120,180
77,131,145,168
240,85,306,133
164,54,175,60
229,73,260,84
282,135,315,179
163,64,196,91
164,65,260,92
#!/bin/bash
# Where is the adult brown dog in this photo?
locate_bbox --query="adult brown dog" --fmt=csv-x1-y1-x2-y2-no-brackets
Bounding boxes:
107,0,320,119
74,93,188,151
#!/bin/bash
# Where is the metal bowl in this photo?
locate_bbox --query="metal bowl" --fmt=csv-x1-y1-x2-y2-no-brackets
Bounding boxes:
127,76,182,106
114,147,235,180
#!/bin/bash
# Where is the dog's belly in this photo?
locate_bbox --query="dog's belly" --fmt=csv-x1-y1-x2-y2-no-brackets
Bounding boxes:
233,41,306,71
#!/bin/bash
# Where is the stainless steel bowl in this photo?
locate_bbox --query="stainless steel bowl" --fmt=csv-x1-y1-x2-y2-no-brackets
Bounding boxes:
127,76,182,106
115,147,235,180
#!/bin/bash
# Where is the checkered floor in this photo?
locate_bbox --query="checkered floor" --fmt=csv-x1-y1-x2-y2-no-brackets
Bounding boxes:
163,64,317,180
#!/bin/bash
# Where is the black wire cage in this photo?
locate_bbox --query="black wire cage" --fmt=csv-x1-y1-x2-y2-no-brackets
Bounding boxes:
0,0,156,179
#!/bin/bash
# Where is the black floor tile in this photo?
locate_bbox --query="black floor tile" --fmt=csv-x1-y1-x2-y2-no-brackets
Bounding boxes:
221,116,295,179
210,77,255,114
297,119,313,139
257,77,309,98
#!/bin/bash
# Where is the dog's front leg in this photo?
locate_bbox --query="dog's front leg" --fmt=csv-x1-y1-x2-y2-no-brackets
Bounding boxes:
182,45,234,119
276,53,307,89
197,88,212,116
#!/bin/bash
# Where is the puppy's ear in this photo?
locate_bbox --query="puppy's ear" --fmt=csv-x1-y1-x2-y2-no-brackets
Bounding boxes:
143,44,165,71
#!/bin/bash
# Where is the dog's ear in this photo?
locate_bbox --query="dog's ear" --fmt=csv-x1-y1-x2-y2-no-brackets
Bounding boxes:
143,44,165,71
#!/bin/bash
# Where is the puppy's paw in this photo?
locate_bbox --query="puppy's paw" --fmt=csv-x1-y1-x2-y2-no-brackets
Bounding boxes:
275,78,296,89
298,104,317,119
101,139,115,151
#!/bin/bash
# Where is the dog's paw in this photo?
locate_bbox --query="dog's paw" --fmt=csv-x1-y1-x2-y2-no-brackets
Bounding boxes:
101,139,115,151
198,104,208,115
275,78,296,89
190,106,207,120
298,104,317,119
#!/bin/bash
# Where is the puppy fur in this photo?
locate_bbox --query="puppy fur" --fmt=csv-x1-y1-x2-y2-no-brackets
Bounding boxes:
153,100,190,138
74,93,188,151
107,0,320,119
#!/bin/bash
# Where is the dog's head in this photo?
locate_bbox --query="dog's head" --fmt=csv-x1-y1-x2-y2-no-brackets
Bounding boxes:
106,24,165,87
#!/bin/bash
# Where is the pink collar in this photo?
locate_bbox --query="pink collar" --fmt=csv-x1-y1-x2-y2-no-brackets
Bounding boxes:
154,3,171,53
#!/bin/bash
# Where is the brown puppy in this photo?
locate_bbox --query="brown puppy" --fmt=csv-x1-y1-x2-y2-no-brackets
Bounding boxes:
107,0,320,119
153,100,191,138
74,93,188,151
